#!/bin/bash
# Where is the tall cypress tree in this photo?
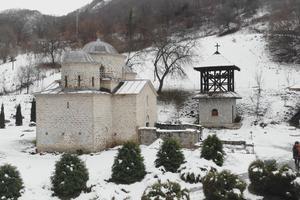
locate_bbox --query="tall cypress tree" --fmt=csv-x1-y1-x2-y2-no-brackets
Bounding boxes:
30,99,36,123
0,104,5,129
15,104,23,126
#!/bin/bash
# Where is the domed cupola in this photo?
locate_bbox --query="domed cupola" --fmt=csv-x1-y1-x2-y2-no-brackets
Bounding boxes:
63,50,94,64
83,39,118,55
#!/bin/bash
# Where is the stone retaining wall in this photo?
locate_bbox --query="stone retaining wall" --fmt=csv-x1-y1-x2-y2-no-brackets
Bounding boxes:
138,126,202,148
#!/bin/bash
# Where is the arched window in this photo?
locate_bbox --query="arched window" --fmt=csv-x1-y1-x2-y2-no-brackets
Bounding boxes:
146,115,150,127
100,65,105,78
212,109,218,116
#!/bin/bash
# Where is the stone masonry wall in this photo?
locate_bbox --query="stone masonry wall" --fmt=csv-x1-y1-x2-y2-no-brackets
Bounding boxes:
36,93,95,152
112,94,138,143
93,94,113,151
198,98,236,126
62,63,101,90
138,127,201,148
136,83,157,128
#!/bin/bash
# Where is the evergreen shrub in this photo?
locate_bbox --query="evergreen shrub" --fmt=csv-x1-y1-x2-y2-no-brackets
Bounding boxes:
155,138,185,173
15,104,22,126
0,164,24,200
142,180,190,200
202,170,246,200
51,154,89,199
110,141,146,184
201,135,225,166
179,160,217,184
248,159,298,199
30,99,36,123
0,104,5,129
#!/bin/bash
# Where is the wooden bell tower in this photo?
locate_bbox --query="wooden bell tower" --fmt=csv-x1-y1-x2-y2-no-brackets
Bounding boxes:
195,44,240,94
193,44,242,128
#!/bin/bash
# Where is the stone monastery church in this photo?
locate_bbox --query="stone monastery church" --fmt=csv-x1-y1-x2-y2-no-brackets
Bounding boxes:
36,39,157,153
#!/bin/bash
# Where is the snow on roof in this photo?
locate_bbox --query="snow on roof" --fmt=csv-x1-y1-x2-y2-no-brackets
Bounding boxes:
195,52,240,71
288,83,300,91
36,84,109,95
193,91,242,99
63,50,95,64
115,80,148,95
83,39,118,55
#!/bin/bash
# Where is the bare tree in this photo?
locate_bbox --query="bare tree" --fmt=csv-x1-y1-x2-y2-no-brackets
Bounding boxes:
17,56,38,94
250,70,264,120
150,34,194,94
35,38,66,67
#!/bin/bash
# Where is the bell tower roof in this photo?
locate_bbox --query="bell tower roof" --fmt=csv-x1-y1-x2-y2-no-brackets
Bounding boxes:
194,44,241,93
194,52,240,72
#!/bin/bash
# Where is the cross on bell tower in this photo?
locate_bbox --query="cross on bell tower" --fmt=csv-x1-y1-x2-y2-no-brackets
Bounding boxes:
215,43,220,54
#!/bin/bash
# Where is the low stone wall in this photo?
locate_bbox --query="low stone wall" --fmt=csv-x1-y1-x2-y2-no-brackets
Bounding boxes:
138,126,202,148
155,123,202,131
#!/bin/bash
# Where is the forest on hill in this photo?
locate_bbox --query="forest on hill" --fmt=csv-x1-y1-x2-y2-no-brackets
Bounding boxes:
0,0,299,65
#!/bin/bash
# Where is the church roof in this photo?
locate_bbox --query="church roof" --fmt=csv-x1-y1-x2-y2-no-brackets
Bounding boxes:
83,39,118,54
63,50,95,64
194,52,240,72
115,80,148,94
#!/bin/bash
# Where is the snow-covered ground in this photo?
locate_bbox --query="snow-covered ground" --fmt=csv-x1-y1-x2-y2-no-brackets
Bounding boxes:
0,30,300,199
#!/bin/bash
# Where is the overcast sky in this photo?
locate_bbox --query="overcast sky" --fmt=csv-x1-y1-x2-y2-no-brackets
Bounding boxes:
0,0,93,16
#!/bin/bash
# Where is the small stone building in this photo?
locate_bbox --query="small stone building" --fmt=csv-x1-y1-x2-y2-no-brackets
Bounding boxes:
36,39,157,153
193,46,241,128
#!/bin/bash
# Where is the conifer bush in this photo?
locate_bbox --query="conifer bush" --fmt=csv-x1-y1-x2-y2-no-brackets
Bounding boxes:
110,141,146,184
179,159,218,184
0,164,24,200
202,170,246,200
51,154,89,199
0,103,5,129
15,104,23,126
248,159,298,199
141,180,190,200
155,138,185,173
201,134,225,166
30,98,36,123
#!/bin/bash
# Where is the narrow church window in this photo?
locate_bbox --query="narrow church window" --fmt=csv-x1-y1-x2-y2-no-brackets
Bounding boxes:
100,66,105,78
146,115,150,127
146,96,149,106
65,76,68,88
67,102,70,109
78,75,81,87
92,77,95,87
212,109,218,116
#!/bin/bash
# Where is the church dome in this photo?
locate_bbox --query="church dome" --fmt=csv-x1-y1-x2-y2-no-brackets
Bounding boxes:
63,50,95,63
82,39,118,54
